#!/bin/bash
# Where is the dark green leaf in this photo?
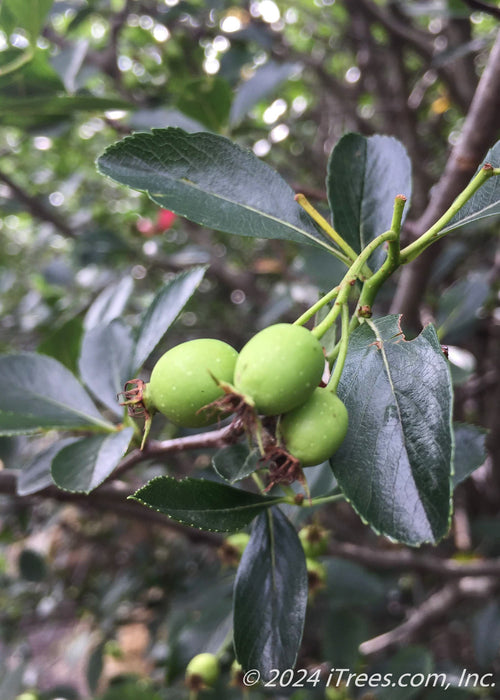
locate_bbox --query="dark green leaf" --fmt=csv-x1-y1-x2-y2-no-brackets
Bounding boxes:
330,315,454,546
132,265,207,370
84,277,134,330
327,133,412,267
176,76,232,131
212,443,261,483
17,437,79,496
439,140,500,234
19,548,47,582
96,128,334,251
436,272,491,343
233,508,307,680
473,602,500,667
373,646,433,700
51,428,134,493
453,422,487,487
324,609,367,668
131,476,283,532
87,643,106,695
79,320,134,417
38,316,84,374
0,353,115,435
326,558,386,610
229,61,297,126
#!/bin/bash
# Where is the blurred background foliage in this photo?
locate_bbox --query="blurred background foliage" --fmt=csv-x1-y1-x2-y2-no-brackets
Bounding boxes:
0,0,499,697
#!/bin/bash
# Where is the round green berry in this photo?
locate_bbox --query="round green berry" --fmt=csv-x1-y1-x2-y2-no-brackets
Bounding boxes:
147,338,238,427
280,388,348,466
234,323,325,415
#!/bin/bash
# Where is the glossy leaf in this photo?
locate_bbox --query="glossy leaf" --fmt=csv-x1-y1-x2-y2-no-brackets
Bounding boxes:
0,353,114,435
79,320,134,417
327,133,412,267
17,437,79,496
439,140,500,234
132,265,207,370
330,315,454,546
97,128,333,251
233,508,307,680
453,422,487,487
131,477,283,532
229,61,297,126
212,443,261,483
51,428,134,493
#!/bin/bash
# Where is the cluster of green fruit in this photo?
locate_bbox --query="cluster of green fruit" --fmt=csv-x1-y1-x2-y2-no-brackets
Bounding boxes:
141,322,348,468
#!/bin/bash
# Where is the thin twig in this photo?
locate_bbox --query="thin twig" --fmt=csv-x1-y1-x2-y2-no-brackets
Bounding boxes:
359,576,498,656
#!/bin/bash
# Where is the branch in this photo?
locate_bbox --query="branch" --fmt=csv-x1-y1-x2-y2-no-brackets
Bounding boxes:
359,576,498,655
0,168,76,239
328,540,500,578
108,421,244,481
391,29,500,329
0,470,221,544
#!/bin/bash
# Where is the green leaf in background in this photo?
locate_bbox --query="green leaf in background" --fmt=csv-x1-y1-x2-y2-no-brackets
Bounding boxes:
0,95,131,128
233,508,308,680
472,601,500,668
0,48,64,97
19,548,47,582
0,0,54,41
372,646,433,700
229,60,298,126
212,443,261,484
324,609,368,669
453,422,487,487
132,265,207,371
436,271,491,343
330,315,454,546
51,428,134,493
0,353,115,435
326,558,386,610
438,139,500,235
38,315,84,375
17,437,79,496
327,133,412,267
96,128,335,252
79,320,134,418
176,76,232,132
84,277,134,330
131,476,283,532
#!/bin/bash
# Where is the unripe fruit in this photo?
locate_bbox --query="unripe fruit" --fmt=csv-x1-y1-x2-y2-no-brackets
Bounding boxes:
298,524,329,558
185,652,220,690
234,323,325,415
306,557,327,598
280,388,348,466
147,339,238,427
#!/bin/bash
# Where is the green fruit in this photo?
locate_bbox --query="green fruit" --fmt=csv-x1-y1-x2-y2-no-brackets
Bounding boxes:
147,339,238,427
280,388,348,466
298,524,329,558
225,532,250,556
185,652,220,689
234,323,325,415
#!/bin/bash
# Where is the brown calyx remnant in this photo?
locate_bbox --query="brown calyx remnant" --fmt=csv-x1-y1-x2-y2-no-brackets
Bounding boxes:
118,378,150,420
260,443,306,493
